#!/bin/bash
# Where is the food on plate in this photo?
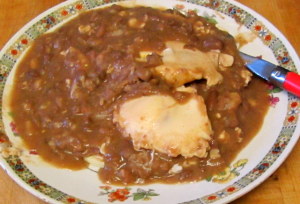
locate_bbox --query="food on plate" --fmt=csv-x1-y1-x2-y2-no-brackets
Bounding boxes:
154,41,225,86
114,87,212,158
7,5,269,184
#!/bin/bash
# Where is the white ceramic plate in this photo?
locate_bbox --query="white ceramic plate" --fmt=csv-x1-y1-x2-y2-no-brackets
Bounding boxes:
0,0,299,203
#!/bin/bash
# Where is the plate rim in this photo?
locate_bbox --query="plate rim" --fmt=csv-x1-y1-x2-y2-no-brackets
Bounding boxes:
0,0,299,204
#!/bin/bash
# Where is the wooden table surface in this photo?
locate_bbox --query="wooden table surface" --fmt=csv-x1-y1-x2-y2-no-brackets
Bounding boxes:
0,0,299,203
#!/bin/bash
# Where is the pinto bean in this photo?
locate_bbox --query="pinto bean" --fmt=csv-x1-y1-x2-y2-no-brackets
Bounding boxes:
203,37,223,50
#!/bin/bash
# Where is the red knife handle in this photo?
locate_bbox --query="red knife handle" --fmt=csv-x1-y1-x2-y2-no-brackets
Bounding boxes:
283,72,300,97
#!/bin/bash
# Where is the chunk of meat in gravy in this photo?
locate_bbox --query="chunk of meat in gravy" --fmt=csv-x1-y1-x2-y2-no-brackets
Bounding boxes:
63,47,90,71
217,92,242,111
113,90,212,158
216,92,242,128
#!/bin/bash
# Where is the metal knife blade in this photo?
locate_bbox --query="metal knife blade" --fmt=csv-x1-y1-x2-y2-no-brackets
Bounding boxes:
239,52,300,97
239,52,288,88
239,52,275,81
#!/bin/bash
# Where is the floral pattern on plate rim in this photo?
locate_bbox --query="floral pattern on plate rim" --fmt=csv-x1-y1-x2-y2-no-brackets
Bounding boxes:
205,159,248,184
0,0,298,204
99,186,159,202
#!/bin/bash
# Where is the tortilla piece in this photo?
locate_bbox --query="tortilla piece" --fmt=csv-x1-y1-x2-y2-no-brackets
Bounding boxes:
154,41,224,87
114,91,212,158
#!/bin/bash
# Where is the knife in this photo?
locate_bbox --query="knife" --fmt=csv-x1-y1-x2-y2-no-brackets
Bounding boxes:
239,52,300,97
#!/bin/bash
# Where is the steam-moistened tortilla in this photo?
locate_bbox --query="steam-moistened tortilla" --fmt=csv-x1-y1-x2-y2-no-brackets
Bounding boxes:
154,41,229,87
114,89,212,158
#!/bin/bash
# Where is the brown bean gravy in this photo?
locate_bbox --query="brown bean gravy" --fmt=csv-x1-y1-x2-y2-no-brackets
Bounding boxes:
9,5,269,185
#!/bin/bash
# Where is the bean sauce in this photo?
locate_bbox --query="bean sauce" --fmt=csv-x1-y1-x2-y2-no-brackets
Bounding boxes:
9,5,269,185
